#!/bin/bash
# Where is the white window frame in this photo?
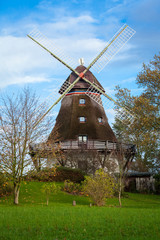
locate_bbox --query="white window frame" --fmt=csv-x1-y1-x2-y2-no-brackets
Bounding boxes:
98,117,102,123
79,98,85,105
79,117,86,122
78,135,88,143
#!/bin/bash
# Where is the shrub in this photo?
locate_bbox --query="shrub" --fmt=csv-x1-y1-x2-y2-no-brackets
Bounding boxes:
25,167,85,183
56,167,85,183
0,172,13,197
25,167,57,182
83,169,116,206
63,180,82,195
41,182,59,205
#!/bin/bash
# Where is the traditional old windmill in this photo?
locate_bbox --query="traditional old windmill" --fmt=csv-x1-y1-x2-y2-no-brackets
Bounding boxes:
28,24,136,172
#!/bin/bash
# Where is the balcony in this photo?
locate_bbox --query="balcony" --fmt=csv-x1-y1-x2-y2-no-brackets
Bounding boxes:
30,140,136,155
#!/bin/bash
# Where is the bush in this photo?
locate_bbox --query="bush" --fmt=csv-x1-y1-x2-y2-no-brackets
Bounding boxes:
25,167,57,182
25,167,85,183
63,180,82,195
83,169,116,206
56,167,85,183
0,172,13,197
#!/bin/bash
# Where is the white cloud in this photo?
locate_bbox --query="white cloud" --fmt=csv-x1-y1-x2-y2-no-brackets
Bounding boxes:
0,10,139,90
0,14,99,88
104,87,115,96
0,35,63,88
105,108,116,125
121,77,135,83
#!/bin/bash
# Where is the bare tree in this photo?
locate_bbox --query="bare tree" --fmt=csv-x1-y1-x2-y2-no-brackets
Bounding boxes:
29,125,63,170
114,145,135,207
0,87,52,204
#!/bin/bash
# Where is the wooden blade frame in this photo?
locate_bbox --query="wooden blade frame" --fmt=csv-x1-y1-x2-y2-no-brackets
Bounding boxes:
85,83,135,125
27,24,136,128
91,24,136,73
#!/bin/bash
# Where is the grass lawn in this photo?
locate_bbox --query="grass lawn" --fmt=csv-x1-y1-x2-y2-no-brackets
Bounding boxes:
0,181,160,240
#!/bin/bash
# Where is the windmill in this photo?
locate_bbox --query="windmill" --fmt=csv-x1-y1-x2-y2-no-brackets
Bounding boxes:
28,24,136,173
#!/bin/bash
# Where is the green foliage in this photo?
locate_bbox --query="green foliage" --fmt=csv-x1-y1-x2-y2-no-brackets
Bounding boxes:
25,167,57,182
56,167,85,182
83,169,116,206
1,182,160,240
0,172,13,197
41,182,59,205
25,166,85,183
41,182,59,195
113,53,160,172
136,53,160,109
63,180,82,195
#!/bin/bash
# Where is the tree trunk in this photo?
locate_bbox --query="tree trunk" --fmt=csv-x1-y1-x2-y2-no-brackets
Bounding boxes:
118,189,122,207
14,183,20,205
118,176,122,207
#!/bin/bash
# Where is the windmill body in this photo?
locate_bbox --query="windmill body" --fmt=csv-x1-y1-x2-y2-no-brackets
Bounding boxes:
48,65,117,144
30,65,135,173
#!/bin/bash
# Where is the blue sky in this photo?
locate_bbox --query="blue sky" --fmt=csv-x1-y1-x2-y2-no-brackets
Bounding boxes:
0,0,160,123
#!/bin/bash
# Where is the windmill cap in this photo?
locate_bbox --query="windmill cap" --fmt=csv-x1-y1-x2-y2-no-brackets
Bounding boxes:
59,65,105,94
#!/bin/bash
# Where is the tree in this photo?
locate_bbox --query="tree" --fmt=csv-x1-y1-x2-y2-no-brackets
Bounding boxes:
41,182,59,206
29,125,63,171
113,53,160,173
115,146,134,207
137,54,160,111
83,169,116,206
0,87,52,204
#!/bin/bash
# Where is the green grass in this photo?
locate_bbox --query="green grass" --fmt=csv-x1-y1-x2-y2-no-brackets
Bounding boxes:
0,182,160,240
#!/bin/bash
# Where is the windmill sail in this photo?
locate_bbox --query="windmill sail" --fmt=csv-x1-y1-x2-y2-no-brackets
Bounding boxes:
28,25,136,173
27,29,76,72
27,24,136,128
33,81,71,121
91,24,136,73
85,83,135,125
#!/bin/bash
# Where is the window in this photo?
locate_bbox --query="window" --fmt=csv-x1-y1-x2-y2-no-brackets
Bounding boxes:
98,117,102,123
78,135,87,143
79,98,85,105
79,117,86,122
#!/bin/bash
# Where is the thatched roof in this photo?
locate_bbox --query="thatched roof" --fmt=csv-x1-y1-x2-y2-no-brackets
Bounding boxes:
59,65,104,94
47,65,117,144
48,94,117,143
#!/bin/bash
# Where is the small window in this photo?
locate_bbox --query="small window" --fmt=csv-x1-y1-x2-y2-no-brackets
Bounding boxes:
79,98,85,105
78,135,87,143
98,117,102,123
79,117,86,122
78,136,83,142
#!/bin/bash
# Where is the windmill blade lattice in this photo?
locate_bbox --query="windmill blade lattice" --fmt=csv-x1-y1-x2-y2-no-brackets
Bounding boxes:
115,107,135,124
85,83,114,108
91,25,136,73
28,29,77,70
32,80,72,129
85,83,135,125
27,24,136,128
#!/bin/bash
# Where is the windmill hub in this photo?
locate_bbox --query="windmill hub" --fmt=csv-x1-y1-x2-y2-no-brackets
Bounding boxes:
59,65,104,94
79,72,84,79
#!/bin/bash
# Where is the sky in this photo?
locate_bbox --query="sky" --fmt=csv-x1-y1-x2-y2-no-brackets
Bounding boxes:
0,0,160,124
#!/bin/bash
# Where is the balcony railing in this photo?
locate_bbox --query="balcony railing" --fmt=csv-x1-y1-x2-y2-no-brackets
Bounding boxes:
30,140,136,154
